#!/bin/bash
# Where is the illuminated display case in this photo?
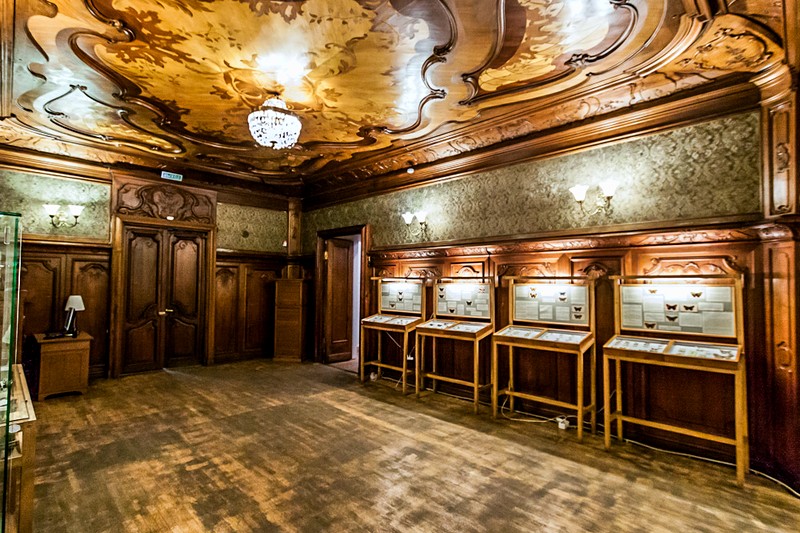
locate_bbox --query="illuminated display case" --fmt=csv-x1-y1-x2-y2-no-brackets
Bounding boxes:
1,212,36,532
415,278,494,413
603,274,748,485
360,278,425,394
492,277,596,441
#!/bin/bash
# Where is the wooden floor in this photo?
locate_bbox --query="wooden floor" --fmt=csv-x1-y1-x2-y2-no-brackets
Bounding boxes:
33,360,799,532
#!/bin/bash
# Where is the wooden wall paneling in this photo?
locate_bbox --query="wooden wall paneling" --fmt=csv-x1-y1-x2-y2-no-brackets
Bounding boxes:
19,254,64,339
214,264,240,359
763,238,799,487
243,266,277,357
762,86,797,217
69,255,111,378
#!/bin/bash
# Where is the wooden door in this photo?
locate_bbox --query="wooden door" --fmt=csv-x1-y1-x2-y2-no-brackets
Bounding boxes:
324,238,354,363
164,230,206,367
121,226,164,373
120,225,206,373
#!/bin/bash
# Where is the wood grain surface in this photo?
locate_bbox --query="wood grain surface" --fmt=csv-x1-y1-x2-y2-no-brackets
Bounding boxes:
33,361,799,532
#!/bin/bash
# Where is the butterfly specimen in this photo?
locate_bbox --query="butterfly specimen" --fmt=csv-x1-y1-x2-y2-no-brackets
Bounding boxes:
573,314,583,320
691,291,703,298
666,315,678,322
648,289,658,294
466,300,473,306
682,305,695,311
573,306,583,312
645,322,656,329
666,303,678,311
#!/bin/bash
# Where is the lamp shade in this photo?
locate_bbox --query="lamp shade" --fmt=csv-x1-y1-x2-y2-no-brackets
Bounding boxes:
65,294,85,311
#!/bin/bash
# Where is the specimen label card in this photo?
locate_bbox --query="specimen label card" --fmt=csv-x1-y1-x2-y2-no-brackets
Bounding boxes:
513,283,589,325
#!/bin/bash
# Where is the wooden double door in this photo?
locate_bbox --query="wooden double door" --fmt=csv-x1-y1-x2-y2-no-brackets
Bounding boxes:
118,224,208,374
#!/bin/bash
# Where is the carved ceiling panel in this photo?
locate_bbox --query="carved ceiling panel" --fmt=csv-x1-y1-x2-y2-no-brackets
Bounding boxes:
0,0,789,200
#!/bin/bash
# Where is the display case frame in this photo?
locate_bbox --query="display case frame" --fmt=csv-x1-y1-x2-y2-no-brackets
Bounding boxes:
415,277,494,413
603,274,748,485
360,278,426,394
491,276,596,440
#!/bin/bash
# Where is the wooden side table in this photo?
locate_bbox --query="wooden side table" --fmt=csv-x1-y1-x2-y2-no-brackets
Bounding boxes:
31,332,92,401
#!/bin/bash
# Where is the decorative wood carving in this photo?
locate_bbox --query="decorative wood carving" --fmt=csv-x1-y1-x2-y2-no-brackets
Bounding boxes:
113,178,216,225
372,226,761,260
5,1,787,201
762,93,796,217
403,267,441,279
496,263,556,279
642,256,745,276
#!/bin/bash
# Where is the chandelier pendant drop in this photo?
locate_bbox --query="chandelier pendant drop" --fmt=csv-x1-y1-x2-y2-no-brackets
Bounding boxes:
247,97,302,149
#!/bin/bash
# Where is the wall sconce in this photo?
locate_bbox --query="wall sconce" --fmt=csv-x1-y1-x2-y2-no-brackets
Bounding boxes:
401,211,429,239
569,180,618,216
43,204,85,228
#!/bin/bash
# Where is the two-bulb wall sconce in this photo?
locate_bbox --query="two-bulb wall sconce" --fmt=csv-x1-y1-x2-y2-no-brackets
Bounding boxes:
401,210,429,239
569,180,618,216
43,204,84,228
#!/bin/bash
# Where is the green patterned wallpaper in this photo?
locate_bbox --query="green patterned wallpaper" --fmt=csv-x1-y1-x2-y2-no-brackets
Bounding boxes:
0,169,110,240
303,112,761,252
216,203,288,253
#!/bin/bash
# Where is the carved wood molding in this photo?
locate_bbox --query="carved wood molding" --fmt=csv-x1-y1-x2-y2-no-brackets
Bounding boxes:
754,221,800,241
370,225,763,261
403,267,442,279
643,256,745,276
495,263,556,279
113,177,217,225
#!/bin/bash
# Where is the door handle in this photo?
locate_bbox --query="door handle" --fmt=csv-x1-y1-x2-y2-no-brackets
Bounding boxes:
165,308,174,313
158,311,166,316
158,309,174,316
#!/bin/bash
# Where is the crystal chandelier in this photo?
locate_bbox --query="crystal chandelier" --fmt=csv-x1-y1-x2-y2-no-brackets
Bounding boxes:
247,97,301,149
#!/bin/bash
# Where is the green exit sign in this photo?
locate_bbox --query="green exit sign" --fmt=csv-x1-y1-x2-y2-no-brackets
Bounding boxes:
160,171,183,182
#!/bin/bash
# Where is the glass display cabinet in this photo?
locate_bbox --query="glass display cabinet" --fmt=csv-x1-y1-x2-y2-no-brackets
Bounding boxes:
1,211,35,533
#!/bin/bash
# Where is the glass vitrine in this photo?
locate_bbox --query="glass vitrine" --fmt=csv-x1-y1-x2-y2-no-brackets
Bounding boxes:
1,212,22,531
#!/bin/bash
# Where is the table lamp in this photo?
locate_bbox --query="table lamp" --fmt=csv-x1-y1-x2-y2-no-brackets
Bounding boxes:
64,295,85,337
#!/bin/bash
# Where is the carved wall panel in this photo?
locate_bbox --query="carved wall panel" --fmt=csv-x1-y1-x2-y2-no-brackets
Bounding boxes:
763,240,799,485
113,177,216,225
214,253,283,362
20,245,112,378
763,95,796,216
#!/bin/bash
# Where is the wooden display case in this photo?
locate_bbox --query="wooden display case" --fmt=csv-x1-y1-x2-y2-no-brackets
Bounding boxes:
492,277,596,441
5,365,36,533
415,278,494,413
603,275,748,485
360,278,425,394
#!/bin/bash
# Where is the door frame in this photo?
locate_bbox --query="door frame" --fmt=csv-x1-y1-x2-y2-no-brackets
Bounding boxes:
314,224,370,363
109,214,216,377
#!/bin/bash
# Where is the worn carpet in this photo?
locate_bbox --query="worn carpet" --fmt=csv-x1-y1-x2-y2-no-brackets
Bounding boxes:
33,360,799,532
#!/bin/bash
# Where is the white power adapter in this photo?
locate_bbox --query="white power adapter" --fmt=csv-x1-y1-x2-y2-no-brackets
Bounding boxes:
557,416,570,430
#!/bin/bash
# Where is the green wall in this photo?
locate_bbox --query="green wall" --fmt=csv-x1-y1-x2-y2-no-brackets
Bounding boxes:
0,169,110,240
302,112,762,252
216,203,288,253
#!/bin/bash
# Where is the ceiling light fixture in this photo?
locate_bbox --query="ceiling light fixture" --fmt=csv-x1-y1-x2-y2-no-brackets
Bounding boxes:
248,96,301,149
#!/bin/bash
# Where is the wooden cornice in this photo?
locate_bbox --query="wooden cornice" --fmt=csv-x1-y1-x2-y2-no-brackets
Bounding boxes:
0,0,14,117
368,216,767,261
304,80,761,211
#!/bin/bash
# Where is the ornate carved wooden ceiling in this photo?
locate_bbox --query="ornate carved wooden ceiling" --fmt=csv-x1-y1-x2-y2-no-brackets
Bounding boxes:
0,0,788,203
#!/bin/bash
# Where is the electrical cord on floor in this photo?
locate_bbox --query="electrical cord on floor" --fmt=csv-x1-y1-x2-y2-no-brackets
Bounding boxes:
595,390,800,500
